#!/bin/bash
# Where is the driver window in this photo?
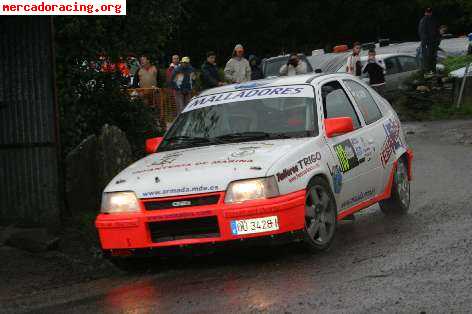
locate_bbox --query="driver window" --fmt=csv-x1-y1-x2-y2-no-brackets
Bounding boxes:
321,81,361,129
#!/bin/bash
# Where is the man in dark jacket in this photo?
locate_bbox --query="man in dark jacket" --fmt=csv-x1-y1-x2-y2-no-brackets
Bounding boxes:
249,55,263,80
362,49,386,94
201,51,224,90
418,7,440,73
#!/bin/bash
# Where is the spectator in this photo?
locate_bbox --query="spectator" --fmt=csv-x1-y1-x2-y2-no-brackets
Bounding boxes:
249,55,263,80
166,54,180,87
362,49,386,93
346,42,362,76
201,51,224,90
468,33,472,55
127,54,140,74
134,54,158,88
117,57,130,77
172,56,196,113
418,7,440,74
279,53,308,76
224,44,251,83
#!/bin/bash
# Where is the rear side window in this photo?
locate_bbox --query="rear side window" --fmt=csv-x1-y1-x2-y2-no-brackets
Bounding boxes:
344,80,382,125
385,57,401,75
321,80,361,129
398,56,419,72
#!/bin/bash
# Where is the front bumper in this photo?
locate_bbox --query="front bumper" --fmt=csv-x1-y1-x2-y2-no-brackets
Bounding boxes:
95,190,306,251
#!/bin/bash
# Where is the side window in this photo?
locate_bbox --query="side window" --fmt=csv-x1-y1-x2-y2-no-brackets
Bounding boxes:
398,56,419,72
385,57,401,75
344,80,383,125
321,80,361,129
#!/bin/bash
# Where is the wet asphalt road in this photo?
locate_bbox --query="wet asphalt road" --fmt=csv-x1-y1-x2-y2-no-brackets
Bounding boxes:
4,120,472,313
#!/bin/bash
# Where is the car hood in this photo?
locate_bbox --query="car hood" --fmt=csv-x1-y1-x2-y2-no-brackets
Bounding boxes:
104,138,314,199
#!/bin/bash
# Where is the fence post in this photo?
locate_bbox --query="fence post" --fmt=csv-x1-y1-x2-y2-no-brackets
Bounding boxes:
456,62,471,108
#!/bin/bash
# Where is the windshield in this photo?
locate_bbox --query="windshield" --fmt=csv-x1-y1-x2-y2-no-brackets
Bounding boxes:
158,86,317,152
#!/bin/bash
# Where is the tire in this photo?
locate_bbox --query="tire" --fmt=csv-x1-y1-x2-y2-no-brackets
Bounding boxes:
379,158,410,215
303,177,337,251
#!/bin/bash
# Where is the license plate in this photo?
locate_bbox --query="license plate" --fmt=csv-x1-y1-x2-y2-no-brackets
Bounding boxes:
230,216,279,235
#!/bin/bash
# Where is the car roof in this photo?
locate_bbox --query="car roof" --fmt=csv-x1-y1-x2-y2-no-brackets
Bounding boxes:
308,51,416,73
359,53,415,61
196,73,348,97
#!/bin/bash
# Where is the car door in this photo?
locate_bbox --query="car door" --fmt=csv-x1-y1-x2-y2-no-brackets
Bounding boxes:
384,57,402,94
342,79,385,192
397,55,420,87
319,79,378,211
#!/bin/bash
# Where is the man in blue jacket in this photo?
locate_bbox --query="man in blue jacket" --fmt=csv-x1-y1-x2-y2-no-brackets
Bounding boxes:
171,56,195,114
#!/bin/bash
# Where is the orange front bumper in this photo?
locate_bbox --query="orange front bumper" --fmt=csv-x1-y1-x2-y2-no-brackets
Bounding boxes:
95,190,306,250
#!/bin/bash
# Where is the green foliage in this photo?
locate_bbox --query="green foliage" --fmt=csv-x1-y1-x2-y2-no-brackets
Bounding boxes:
443,55,472,74
431,102,472,119
59,67,159,157
55,0,185,158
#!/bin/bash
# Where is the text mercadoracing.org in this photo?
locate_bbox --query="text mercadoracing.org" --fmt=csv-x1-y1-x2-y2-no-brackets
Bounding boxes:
0,0,126,15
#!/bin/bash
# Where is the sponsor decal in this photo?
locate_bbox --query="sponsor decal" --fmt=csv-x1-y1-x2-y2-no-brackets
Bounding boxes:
350,138,366,163
328,164,343,194
380,119,402,167
276,152,322,183
171,200,192,207
341,188,376,208
334,140,361,173
152,152,183,166
147,210,214,222
184,85,313,112
134,159,254,174
142,185,219,198
333,136,372,173
230,147,257,158
234,81,272,89
115,179,126,184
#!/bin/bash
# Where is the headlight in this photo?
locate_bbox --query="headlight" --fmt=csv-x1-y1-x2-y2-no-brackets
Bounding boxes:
224,177,279,204
100,192,140,214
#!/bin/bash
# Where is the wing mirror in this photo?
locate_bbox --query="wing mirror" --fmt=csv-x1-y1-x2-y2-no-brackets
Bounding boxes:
324,117,354,138
145,137,163,154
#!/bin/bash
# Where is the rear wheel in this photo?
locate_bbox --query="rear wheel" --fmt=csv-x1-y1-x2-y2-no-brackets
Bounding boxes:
379,158,410,215
303,177,337,251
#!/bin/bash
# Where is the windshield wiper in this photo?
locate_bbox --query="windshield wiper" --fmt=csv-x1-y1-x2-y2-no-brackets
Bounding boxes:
215,132,272,142
165,136,214,144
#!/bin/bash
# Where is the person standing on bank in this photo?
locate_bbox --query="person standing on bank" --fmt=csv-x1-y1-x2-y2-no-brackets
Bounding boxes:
171,56,195,114
166,54,180,87
224,44,251,84
362,49,386,93
346,42,362,76
133,54,158,88
201,51,225,90
418,7,440,74
249,55,263,80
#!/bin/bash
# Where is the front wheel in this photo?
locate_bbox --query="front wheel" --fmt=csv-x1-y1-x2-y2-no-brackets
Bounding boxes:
379,158,410,215
303,177,337,251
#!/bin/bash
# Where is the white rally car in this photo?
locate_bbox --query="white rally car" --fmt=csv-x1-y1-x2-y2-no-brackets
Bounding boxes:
96,73,413,261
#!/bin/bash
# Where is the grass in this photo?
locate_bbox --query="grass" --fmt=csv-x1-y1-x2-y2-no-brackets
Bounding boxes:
443,55,472,74
430,102,472,120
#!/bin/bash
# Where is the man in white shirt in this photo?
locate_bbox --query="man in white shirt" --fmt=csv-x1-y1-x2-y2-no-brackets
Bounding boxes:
346,42,362,76
224,44,251,83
